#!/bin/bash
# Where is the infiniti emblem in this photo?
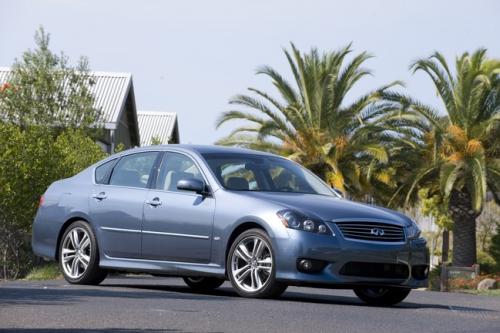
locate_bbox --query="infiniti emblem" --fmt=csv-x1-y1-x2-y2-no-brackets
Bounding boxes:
370,228,385,236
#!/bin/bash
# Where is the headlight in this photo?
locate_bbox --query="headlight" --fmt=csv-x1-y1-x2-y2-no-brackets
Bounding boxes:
277,209,333,235
405,220,421,239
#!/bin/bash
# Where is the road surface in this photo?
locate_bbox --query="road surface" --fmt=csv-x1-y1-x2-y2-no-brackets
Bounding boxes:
1,276,499,333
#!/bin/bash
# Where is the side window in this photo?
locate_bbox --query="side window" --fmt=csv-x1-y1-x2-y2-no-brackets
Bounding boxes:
156,152,204,192
109,152,158,188
95,159,116,184
220,163,259,191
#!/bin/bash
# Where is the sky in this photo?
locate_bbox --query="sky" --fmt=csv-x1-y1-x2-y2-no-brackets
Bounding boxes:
1,0,499,144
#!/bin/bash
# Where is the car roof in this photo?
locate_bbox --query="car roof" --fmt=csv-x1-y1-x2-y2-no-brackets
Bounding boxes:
118,144,276,157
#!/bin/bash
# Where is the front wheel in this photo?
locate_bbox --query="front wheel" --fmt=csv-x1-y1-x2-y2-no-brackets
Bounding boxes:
59,221,107,285
183,277,225,291
227,229,287,298
354,287,411,306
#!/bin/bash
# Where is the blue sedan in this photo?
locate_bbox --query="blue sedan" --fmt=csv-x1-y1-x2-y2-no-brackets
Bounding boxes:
32,145,428,305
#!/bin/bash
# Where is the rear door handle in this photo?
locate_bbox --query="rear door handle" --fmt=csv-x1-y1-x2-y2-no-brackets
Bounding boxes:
92,192,107,200
146,197,162,206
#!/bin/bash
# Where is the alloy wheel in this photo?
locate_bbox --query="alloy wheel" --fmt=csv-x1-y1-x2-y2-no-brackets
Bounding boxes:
231,235,273,292
61,227,91,279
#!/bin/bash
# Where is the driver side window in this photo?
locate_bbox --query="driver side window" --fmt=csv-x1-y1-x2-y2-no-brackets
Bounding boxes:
155,152,204,192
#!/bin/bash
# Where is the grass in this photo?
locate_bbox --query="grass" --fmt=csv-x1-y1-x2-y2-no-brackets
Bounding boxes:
24,263,62,281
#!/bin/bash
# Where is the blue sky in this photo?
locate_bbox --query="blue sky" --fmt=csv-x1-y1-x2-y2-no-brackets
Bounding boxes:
1,0,499,144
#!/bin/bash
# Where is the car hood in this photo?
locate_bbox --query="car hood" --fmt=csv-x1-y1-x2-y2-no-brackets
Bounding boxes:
241,192,411,226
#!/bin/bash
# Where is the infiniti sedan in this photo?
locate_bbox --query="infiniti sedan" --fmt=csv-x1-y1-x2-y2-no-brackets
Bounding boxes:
32,145,429,305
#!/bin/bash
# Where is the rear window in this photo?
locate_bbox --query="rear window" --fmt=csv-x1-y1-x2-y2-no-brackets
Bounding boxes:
95,159,116,184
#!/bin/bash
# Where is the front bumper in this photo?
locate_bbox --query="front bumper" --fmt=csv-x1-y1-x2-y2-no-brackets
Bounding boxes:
274,224,429,289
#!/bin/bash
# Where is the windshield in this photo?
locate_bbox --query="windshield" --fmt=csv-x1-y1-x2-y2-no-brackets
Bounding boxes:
202,153,336,196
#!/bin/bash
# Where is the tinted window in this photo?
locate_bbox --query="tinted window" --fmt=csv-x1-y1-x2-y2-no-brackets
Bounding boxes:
109,152,158,188
202,153,336,196
95,159,116,184
156,152,204,192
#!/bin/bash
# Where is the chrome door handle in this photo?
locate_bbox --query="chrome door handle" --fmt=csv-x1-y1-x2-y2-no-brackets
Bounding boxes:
92,192,107,200
146,198,162,206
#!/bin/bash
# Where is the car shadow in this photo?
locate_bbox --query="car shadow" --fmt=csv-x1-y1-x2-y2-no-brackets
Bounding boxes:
2,279,496,314
0,284,231,308
100,282,498,313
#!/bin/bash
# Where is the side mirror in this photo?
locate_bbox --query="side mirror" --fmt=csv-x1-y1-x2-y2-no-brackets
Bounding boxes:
332,188,344,198
177,178,208,195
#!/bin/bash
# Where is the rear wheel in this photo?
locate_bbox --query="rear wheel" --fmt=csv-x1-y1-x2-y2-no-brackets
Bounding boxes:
227,228,287,298
354,287,410,306
59,221,107,285
183,277,225,291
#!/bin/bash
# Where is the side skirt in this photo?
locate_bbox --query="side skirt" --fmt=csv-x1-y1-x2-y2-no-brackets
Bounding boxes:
99,255,226,278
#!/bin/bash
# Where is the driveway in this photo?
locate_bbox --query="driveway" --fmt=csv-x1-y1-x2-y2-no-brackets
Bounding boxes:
1,276,499,333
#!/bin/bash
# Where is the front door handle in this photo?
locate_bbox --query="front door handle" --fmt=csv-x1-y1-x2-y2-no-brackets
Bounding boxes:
146,197,162,207
92,192,107,200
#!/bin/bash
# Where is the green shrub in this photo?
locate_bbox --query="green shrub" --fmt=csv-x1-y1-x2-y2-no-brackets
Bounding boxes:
478,251,498,274
428,264,442,291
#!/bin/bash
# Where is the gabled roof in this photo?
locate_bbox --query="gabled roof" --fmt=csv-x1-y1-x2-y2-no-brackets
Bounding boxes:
137,111,179,146
0,67,138,132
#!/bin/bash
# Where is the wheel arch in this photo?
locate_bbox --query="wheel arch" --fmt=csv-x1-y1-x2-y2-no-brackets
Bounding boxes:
224,220,271,273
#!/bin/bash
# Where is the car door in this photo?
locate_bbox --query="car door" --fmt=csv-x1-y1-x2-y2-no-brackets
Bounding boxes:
142,151,215,263
89,151,159,259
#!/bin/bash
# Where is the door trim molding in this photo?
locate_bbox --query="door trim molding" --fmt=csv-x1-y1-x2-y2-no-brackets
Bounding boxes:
100,226,142,234
142,230,210,240
100,226,209,240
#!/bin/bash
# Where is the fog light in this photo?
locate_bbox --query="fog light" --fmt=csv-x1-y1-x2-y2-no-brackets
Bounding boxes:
411,265,430,280
303,220,315,232
299,259,312,270
296,258,327,273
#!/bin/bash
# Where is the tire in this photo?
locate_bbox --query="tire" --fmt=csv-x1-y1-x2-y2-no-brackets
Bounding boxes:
183,277,225,291
353,287,411,306
59,220,107,285
227,228,287,299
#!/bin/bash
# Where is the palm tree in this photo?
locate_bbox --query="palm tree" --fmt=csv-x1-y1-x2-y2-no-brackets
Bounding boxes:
392,49,500,266
216,43,404,199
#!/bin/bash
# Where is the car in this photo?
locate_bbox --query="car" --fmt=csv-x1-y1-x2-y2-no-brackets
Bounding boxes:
32,145,429,305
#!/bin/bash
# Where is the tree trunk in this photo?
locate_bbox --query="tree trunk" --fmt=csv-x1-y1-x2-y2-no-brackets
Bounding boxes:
449,190,479,267
441,229,449,263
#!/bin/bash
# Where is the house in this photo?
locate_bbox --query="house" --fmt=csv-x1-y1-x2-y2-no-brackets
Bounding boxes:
0,68,178,152
137,111,180,146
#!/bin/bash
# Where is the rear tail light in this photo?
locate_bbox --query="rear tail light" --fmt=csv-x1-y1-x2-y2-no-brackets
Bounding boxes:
39,195,45,207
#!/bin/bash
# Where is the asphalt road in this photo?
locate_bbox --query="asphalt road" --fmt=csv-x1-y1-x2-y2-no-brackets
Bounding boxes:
1,276,499,333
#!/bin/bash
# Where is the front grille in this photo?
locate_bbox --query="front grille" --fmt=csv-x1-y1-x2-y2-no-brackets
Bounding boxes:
340,262,409,279
335,221,405,242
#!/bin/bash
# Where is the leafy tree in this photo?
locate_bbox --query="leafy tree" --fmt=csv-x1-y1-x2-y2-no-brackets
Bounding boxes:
216,43,405,199
0,27,101,131
391,50,500,266
0,27,106,279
